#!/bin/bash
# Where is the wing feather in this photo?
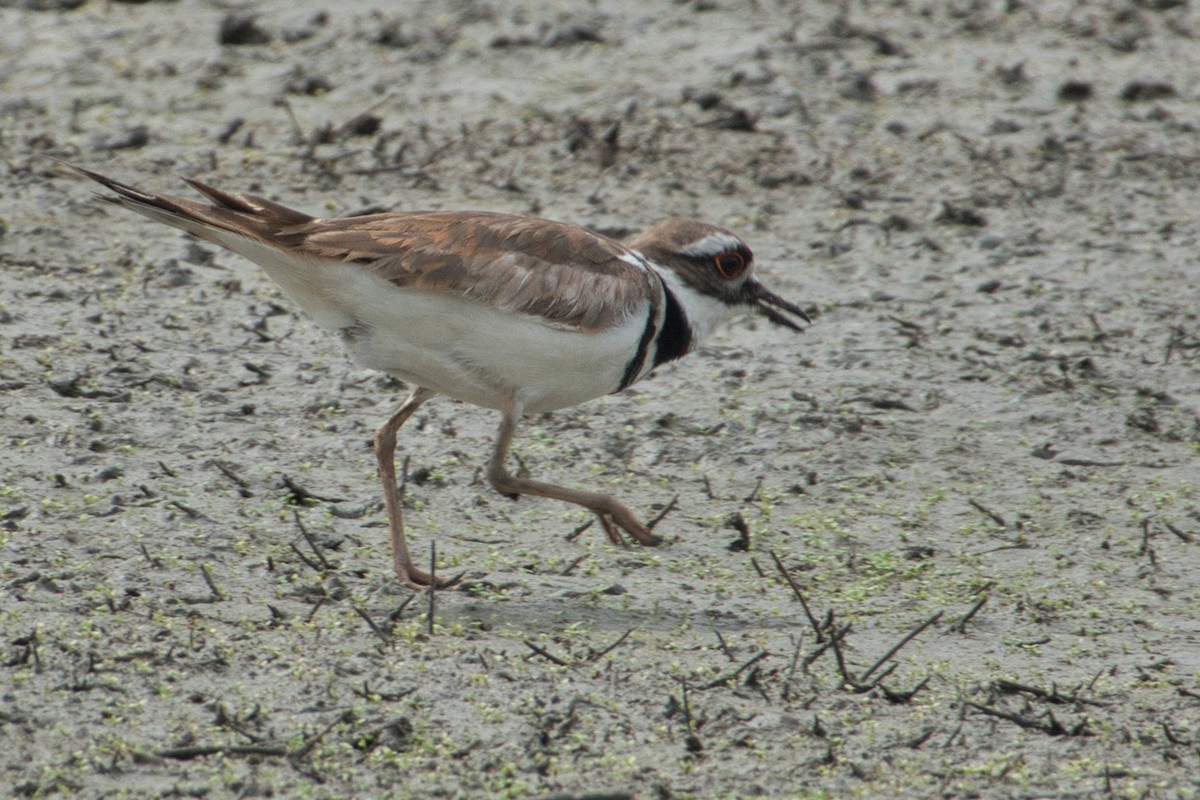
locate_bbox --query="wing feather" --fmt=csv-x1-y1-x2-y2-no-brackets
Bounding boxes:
70,164,655,332
293,212,655,330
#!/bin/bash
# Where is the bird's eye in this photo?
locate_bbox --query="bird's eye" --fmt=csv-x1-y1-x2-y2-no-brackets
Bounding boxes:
714,251,747,279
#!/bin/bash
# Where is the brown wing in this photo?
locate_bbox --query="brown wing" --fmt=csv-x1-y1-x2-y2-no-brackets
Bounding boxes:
70,164,656,333
287,211,656,331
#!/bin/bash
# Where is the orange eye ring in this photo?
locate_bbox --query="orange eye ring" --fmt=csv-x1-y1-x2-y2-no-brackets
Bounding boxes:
714,251,747,279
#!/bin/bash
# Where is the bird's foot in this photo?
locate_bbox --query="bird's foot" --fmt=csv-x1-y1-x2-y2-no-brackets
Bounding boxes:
594,506,664,548
396,565,465,591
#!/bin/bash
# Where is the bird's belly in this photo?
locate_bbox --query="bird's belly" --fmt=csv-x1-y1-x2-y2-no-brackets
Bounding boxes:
221,245,653,412
336,279,648,414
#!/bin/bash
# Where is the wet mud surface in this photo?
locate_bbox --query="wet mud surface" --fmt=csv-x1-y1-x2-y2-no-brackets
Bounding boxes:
2,1,1199,797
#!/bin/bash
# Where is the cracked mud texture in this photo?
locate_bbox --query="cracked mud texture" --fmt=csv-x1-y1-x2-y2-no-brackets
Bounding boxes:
2,1,1199,798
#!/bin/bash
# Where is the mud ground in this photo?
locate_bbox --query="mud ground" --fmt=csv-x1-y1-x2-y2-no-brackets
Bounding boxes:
2,1,1199,798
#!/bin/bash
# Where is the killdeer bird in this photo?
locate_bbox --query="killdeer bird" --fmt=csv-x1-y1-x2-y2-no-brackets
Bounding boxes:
71,164,810,589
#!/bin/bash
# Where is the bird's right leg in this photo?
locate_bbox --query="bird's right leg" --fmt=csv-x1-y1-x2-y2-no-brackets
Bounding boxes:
374,386,456,589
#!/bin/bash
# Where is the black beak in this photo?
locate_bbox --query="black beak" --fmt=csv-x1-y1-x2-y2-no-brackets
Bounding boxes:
750,282,812,332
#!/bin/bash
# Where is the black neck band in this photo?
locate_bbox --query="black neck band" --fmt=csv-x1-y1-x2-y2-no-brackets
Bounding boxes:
652,278,692,367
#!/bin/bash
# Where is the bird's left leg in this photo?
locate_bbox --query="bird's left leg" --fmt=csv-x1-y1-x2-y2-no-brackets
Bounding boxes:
484,393,662,547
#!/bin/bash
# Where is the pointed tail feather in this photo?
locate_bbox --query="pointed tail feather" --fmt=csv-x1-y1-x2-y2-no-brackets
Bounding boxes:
64,162,315,246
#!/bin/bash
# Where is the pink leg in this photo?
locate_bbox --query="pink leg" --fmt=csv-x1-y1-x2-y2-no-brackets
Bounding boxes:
484,394,663,548
374,387,458,589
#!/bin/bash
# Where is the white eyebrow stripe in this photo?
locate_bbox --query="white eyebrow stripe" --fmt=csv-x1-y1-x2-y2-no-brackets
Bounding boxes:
677,233,744,258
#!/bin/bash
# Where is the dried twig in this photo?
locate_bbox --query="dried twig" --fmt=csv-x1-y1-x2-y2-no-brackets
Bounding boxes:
967,498,1007,528
561,554,587,575
769,549,823,640
305,597,325,624
386,594,416,624
349,682,416,702
200,563,225,601
289,542,322,572
524,640,571,666
291,713,353,759
861,611,943,681
211,460,253,497
994,678,1109,707
673,677,703,754
589,628,635,662
565,519,593,542
167,499,204,519
140,543,162,568
951,594,988,633
156,743,289,760
281,474,343,505
1162,520,1194,543
781,633,805,702
698,651,768,690
646,495,680,531
888,726,935,748
879,676,932,704
1162,722,1192,746
712,628,736,662
827,624,869,691
1140,518,1158,565
354,606,393,646
801,623,850,670
292,509,332,570
966,701,1091,737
